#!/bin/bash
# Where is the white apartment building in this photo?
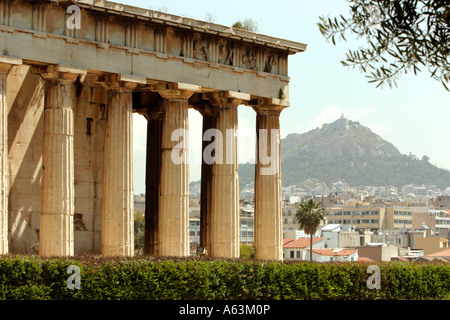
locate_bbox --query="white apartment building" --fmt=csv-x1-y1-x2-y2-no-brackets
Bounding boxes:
283,238,325,260
309,248,359,262
325,204,413,231
431,210,450,239
320,224,368,248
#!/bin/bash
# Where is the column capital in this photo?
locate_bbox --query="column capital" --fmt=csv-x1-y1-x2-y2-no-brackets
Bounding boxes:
250,97,289,114
0,55,22,73
37,65,87,83
137,108,164,122
202,91,250,108
253,105,285,116
97,73,146,92
151,82,199,100
193,102,218,118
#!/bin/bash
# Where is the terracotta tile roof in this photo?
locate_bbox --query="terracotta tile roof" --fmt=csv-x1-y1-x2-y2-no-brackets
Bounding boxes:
310,248,357,256
357,257,373,262
283,238,323,249
391,256,409,262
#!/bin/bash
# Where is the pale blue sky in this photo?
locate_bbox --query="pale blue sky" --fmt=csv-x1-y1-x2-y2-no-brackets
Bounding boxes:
123,0,450,194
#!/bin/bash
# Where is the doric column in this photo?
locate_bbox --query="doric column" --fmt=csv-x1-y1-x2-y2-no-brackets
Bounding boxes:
203,91,249,258
143,108,163,256
196,105,216,252
0,56,22,255
253,102,285,261
39,65,86,257
156,83,198,257
99,74,143,257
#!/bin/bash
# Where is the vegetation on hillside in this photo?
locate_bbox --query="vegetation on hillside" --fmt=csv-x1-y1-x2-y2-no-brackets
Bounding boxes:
238,118,450,190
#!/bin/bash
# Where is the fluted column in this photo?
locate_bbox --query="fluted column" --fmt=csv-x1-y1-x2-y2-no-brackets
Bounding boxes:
0,56,21,255
204,91,249,258
0,66,7,256
100,75,139,257
197,106,216,251
253,105,284,261
39,65,86,257
143,109,163,256
157,84,197,257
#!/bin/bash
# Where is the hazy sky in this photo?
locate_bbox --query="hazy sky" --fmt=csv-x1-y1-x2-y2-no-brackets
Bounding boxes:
120,0,450,195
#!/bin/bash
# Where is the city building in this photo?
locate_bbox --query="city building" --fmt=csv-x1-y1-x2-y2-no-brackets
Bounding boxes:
385,206,414,229
431,196,450,210
413,209,450,239
401,184,440,199
414,237,449,255
283,238,324,260
308,248,358,262
368,186,398,199
358,243,404,262
282,204,299,232
421,248,450,262
189,205,256,247
284,229,320,239
325,205,386,230
189,218,201,246
435,210,450,239
320,224,369,248
282,203,327,239
325,203,413,231
240,213,254,244
370,229,426,248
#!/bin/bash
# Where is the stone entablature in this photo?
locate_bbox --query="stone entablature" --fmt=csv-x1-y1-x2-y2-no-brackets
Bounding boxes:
0,0,306,100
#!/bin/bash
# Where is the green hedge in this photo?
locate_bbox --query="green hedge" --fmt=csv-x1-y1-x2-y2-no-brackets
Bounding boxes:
0,255,448,300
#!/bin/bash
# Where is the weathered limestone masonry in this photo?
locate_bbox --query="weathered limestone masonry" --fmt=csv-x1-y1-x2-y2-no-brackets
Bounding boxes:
99,74,141,257
253,103,285,260
39,65,86,257
157,83,197,257
0,56,22,255
204,91,248,259
0,0,306,260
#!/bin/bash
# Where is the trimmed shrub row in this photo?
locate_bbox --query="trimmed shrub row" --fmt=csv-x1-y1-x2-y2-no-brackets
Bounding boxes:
0,255,448,300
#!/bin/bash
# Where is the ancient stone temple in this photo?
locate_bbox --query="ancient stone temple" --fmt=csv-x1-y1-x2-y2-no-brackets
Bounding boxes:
0,0,306,260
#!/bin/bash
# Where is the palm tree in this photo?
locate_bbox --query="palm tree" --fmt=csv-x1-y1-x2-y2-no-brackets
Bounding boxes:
295,199,325,262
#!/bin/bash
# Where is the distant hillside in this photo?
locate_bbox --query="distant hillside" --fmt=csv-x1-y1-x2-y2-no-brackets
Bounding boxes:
238,117,450,190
